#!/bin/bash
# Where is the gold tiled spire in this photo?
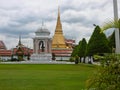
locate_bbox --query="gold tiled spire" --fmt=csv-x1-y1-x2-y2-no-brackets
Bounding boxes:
52,7,66,48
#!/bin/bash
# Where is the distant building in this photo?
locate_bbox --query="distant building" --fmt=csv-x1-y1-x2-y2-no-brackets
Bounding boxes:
0,7,75,61
0,40,11,60
0,40,7,50
31,23,52,61
65,39,75,48
0,39,33,61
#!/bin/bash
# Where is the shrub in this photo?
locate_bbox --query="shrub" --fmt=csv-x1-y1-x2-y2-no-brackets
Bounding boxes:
86,54,120,90
75,56,79,64
93,54,104,62
69,57,75,62
11,58,18,61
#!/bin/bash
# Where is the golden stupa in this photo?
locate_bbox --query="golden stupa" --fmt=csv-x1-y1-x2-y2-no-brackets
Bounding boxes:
52,8,67,48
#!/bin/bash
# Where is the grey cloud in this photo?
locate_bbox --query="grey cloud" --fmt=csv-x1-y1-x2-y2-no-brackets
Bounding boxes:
12,16,39,26
0,26,32,38
62,11,99,28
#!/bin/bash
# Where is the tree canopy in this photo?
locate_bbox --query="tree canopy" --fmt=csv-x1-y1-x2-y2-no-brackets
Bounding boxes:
79,38,87,57
86,25,110,56
108,31,115,53
71,45,79,57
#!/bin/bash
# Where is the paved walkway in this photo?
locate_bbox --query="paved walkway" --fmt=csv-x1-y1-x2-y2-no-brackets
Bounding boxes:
0,61,75,64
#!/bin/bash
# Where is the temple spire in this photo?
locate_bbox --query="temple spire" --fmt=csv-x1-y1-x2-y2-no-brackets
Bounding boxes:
58,6,60,19
17,34,24,48
55,6,63,33
52,6,66,48
18,35,21,45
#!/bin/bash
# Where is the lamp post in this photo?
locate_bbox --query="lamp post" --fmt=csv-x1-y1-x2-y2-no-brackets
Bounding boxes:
113,0,120,54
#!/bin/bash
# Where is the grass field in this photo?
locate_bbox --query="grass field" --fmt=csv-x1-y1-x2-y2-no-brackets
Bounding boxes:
0,64,96,90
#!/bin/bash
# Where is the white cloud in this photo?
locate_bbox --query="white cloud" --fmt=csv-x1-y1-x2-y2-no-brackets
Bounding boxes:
0,0,120,49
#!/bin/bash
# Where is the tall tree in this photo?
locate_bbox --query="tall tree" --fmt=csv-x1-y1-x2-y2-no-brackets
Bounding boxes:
71,45,80,57
86,25,110,56
79,38,87,63
71,40,82,63
71,40,82,57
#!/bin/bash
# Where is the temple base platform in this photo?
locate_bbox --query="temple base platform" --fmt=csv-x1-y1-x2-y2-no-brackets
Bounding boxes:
30,53,52,61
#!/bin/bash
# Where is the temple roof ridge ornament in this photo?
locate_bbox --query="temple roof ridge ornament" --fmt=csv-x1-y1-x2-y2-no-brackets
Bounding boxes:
40,21,47,30
35,21,50,37
16,35,24,48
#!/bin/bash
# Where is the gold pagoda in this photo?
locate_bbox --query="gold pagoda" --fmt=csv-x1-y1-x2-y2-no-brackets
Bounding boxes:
52,8,67,48
52,7,75,60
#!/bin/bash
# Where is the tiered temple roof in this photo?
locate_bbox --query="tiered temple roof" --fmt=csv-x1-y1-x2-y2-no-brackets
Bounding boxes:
0,40,7,50
0,40,33,57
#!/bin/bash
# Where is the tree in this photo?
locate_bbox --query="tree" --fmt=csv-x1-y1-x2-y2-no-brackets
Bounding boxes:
71,45,79,62
71,40,81,57
71,45,79,57
79,38,87,63
101,19,120,53
86,25,110,57
87,18,120,89
108,31,115,53
71,40,82,63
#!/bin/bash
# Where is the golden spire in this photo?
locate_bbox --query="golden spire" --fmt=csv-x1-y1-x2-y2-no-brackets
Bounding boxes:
52,7,67,48
55,7,62,33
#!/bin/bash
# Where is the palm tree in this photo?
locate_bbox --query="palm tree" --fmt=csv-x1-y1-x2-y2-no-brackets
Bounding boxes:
101,19,120,54
101,19,120,32
101,0,120,54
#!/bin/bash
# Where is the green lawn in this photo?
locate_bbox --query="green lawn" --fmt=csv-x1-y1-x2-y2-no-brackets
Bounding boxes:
0,64,96,90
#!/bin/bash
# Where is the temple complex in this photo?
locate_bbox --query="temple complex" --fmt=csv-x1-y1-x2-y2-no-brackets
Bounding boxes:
52,8,75,60
0,7,75,61
0,39,32,61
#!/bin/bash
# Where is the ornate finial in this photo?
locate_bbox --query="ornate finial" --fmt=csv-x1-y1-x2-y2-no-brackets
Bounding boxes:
58,6,60,18
41,20,44,30
57,0,61,8
55,5,62,32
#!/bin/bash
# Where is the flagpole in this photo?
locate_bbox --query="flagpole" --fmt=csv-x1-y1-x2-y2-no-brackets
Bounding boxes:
113,0,120,54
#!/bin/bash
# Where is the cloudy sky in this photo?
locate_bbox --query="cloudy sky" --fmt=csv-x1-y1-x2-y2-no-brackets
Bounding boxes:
0,0,120,49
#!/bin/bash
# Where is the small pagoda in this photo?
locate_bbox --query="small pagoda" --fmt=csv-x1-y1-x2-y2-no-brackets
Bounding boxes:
31,23,52,61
